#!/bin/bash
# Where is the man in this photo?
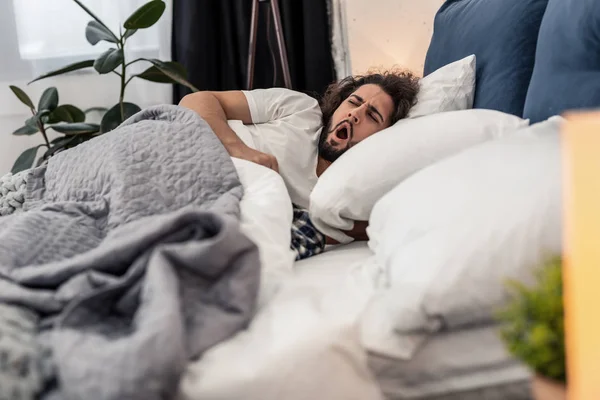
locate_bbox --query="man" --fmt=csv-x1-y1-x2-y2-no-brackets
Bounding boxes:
179,70,419,258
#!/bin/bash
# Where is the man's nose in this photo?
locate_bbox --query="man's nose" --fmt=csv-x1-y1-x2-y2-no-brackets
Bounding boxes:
347,109,361,124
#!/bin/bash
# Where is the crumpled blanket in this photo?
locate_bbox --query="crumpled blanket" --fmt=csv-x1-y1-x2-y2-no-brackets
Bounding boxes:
0,170,28,216
0,105,261,400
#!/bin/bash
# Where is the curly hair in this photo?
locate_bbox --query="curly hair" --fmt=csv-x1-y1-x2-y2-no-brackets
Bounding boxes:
320,69,420,131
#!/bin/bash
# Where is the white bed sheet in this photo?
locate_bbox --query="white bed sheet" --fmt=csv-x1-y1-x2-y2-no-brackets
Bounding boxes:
178,239,384,400
294,241,377,283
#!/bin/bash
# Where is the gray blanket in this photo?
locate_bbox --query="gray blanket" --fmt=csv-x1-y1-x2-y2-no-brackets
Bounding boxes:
0,105,260,400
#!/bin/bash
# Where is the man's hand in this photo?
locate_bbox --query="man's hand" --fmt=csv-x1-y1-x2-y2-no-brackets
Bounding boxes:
227,142,279,173
325,220,369,244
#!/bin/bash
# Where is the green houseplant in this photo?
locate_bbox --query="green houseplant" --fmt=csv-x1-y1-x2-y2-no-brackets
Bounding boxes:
497,257,567,400
8,0,197,173
8,85,102,173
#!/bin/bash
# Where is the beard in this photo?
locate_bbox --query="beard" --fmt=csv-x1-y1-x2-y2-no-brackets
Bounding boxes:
318,119,353,163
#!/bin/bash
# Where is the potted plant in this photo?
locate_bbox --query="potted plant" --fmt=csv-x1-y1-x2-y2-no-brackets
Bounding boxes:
8,0,197,174
8,85,103,173
497,257,567,400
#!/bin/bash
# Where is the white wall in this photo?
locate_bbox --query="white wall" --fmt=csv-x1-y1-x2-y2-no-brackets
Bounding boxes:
344,0,444,76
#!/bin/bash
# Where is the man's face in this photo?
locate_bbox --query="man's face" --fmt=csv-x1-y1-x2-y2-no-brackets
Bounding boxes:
319,83,394,162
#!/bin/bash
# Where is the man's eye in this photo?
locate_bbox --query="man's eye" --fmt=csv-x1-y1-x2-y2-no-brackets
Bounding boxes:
369,113,378,122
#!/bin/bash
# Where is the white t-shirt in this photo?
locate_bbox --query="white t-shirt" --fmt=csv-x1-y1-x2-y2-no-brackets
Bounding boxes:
227,88,322,209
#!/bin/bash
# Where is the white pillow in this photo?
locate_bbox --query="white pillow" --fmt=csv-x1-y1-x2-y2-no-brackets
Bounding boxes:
362,117,563,359
409,55,476,118
309,109,529,243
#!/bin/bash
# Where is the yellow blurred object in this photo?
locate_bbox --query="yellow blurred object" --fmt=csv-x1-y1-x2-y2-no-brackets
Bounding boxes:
562,112,600,400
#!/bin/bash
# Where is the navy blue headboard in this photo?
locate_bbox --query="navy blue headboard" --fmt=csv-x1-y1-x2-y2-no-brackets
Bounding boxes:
423,0,549,117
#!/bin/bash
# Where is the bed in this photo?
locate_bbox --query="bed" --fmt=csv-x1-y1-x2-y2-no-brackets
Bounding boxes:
177,0,593,398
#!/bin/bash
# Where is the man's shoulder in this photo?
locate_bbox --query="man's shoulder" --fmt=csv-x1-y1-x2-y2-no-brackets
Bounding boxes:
245,87,319,102
244,87,322,123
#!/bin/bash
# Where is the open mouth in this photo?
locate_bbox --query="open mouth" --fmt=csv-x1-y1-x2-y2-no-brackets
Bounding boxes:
335,122,351,141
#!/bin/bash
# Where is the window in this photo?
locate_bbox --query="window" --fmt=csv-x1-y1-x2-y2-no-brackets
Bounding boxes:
13,0,161,61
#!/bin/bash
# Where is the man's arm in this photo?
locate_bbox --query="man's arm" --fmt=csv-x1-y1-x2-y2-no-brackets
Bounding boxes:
179,91,279,171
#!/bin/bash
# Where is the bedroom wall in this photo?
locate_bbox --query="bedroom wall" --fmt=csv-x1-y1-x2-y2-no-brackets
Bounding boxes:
344,0,444,76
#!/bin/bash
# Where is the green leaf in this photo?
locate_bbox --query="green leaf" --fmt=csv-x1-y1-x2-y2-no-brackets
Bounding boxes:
140,59,198,91
136,61,187,83
84,107,108,114
25,115,39,129
36,109,52,124
38,87,59,112
94,48,124,74
44,136,78,160
12,124,38,136
37,109,52,118
50,105,86,123
123,28,137,40
11,145,43,174
72,0,119,42
85,20,118,45
36,155,47,167
100,102,141,133
25,111,49,127
9,86,35,109
65,133,98,148
51,135,74,145
50,123,100,135
124,0,166,29
29,60,95,84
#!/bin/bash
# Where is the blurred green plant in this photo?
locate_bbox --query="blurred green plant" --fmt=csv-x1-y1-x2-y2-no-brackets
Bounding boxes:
8,85,102,173
9,0,197,173
497,257,566,383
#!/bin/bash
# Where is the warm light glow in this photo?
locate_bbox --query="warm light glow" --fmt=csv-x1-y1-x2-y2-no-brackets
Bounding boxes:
345,0,444,75
562,111,600,400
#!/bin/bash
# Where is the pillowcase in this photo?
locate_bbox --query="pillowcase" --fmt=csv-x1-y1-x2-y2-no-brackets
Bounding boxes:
408,55,476,118
309,110,529,244
424,0,549,117
362,117,562,359
523,0,600,123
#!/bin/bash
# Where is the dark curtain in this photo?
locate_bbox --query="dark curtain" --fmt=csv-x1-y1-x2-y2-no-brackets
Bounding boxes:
171,0,336,103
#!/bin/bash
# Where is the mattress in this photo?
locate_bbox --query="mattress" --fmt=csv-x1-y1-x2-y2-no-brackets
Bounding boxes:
368,324,531,400
300,243,532,400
